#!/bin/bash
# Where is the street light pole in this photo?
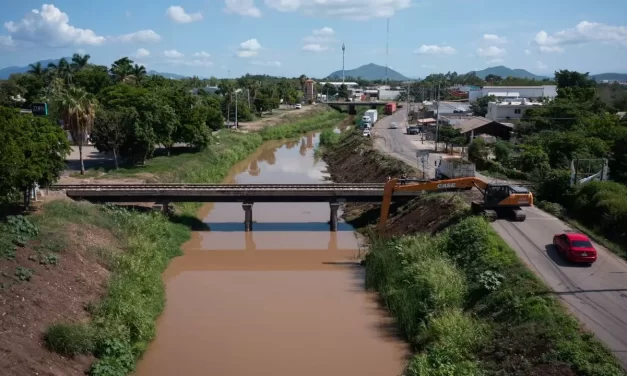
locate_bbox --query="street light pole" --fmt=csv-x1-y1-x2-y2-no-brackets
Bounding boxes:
342,43,346,84
435,83,441,152
235,88,238,129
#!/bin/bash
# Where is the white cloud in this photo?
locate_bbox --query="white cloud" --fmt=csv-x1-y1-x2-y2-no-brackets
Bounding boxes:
481,34,507,44
193,51,211,59
2,5,161,48
313,26,334,36
163,49,184,58
125,11,131,17
304,26,337,43
524,49,531,55
251,60,282,67
303,43,329,52
264,0,411,20
534,21,627,53
487,58,504,64
166,6,203,23
236,38,262,57
4,4,106,47
477,46,507,57
536,61,548,70
415,45,456,56
134,48,150,58
0,36,15,48
112,30,162,43
224,0,262,17
75,48,87,54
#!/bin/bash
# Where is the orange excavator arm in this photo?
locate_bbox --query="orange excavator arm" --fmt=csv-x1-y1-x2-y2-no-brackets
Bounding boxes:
378,177,488,231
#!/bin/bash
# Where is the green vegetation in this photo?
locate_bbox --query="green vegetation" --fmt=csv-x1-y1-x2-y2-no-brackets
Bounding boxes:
318,128,342,147
259,109,344,140
32,200,189,375
366,215,624,375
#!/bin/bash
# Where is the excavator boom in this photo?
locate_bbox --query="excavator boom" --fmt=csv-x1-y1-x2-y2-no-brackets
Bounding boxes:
378,177,533,231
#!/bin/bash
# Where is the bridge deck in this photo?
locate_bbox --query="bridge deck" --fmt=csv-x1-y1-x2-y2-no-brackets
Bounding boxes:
51,183,418,203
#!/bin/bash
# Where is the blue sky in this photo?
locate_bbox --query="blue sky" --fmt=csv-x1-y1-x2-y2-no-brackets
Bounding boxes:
1,0,626,78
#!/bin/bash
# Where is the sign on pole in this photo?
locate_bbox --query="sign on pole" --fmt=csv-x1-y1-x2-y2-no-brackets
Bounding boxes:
31,103,48,116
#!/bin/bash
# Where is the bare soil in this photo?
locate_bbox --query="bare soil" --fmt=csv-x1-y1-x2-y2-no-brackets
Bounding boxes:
236,104,322,131
0,207,119,376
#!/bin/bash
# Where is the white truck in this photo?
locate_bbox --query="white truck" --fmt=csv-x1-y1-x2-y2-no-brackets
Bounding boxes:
364,109,378,124
435,157,476,180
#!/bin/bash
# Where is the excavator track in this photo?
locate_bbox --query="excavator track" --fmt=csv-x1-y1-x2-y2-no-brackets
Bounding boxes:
512,209,526,222
471,201,498,222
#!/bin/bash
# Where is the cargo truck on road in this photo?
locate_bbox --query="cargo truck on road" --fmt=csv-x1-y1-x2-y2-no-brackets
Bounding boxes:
435,157,476,180
364,109,378,124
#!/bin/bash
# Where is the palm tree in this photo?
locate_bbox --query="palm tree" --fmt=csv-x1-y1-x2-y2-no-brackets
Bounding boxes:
110,57,135,83
48,58,73,86
299,74,307,92
71,53,91,71
132,64,147,83
27,62,46,79
56,87,98,174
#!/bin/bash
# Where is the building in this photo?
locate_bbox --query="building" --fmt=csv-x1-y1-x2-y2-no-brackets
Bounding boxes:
304,79,316,103
319,82,359,88
453,116,514,141
378,89,401,101
469,85,557,103
486,99,543,121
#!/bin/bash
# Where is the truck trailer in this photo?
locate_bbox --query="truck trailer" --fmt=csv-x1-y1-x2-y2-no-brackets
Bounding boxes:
385,102,397,115
435,157,476,180
364,109,378,124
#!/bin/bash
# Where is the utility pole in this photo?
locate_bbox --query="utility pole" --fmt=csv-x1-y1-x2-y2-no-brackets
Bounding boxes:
227,70,231,128
342,43,346,83
435,83,441,152
235,88,239,129
248,88,251,109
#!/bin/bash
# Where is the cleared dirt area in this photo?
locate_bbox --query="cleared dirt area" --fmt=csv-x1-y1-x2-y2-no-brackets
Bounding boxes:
236,104,321,131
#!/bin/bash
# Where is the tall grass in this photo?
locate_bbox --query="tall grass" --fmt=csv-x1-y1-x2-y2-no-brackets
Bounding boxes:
40,200,189,376
259,109,345,140
366,216,625,375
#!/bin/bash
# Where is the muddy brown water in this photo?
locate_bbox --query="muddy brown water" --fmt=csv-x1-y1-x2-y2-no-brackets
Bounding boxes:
135,130,410,376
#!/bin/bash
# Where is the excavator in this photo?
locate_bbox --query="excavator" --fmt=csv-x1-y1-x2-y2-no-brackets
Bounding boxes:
378,177,533,230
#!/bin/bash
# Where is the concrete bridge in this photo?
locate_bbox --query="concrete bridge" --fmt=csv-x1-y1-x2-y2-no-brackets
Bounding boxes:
52,183,420,232
322,101,388,114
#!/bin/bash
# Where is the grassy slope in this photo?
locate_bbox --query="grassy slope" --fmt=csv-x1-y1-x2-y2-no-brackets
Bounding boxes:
28,108,353,375
324,130,626,376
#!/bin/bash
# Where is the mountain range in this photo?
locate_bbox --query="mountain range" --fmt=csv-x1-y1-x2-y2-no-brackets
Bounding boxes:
2,58,626,83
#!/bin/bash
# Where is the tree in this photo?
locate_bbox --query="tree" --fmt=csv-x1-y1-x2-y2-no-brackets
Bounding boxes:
110,57,135,83
609,132,627,184
47,58,73,86
554,70,596,89
437,126,465,152
494,140,513,163
484,74,503,84
71,53,91,71
338,84,349,99
55,87,98,174
91,107,134,169
468,137,489,162
132,64,147,84
74,65,112,95
0,107,70,206
470,95,496,117
27,62,46,79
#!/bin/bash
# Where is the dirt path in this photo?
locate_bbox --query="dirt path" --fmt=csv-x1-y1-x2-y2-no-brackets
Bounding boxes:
236,104,320,131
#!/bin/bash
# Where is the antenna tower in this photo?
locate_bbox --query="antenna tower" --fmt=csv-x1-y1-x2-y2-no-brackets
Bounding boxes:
386,18,389,84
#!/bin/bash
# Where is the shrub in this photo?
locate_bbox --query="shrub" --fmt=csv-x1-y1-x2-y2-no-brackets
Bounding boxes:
45,323,95,356
318,128,341,146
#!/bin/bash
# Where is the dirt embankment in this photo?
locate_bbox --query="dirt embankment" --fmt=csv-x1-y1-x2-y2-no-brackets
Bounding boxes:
323,131,468,236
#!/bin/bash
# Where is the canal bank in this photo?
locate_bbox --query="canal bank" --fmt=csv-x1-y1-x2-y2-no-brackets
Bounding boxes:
134,130,410,376
319,130,626,375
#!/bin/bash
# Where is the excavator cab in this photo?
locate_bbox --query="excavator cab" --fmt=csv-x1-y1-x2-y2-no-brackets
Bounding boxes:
475,184,533,221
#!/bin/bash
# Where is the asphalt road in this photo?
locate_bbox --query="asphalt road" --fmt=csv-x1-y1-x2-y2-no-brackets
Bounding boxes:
373,109,627,369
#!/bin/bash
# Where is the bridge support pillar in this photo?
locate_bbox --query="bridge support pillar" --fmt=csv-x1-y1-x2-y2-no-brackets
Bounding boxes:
153,202,172,216
243,202,254,232
348,104,356,115
329,202,340,232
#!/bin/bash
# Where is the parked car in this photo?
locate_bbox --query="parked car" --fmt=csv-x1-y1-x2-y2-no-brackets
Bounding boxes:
390,122,398,129
295,104,302,109
552,232,597,264
362,128,371,137
406,126,420,135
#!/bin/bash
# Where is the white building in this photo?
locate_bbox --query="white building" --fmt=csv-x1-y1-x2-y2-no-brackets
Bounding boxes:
378,89,402,100
319,82,359,88
486,99,543,121
469,85,557,103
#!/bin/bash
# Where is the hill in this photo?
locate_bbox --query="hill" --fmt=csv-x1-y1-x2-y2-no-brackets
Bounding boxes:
327,63,409,81
591,73,627,82
146,70,189,80
0,58,70,79
469,66,549,80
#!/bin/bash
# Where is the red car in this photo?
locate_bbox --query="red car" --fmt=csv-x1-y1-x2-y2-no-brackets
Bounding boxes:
552,232,597,264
